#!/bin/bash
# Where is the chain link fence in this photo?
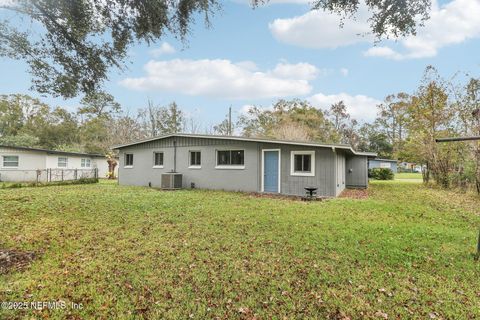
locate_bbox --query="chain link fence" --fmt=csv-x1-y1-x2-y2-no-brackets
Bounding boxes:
0,168,98,183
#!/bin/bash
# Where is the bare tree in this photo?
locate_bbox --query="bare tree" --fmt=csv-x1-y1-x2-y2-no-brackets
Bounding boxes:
270,122,310,141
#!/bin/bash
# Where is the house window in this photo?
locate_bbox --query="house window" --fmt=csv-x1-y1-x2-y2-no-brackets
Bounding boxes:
3,155,19,167
216,150,244,168
125,153,134,167
290,151,315,176
190,151,201,167
58,157,68,168
380,162,391,169
81,158,91,168
154,152,164,167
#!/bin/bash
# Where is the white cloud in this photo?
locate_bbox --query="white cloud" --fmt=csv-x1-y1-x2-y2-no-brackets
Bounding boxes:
340,68,349,76
308,92,381,122
364,0,480,60
120,59,320,99
270,62,319,80
270,0,480,60
269,7,371,49
149,42,176,57
363,46,403,60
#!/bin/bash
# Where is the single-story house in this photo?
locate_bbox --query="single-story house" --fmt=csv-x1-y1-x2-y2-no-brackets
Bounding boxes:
113,134,377,197
0,145,114,182
368,158,398,173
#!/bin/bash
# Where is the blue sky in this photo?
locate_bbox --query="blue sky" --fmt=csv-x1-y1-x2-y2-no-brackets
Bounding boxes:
0,0,479,127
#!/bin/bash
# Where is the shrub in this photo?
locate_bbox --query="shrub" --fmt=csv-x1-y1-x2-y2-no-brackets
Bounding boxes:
0,178,98,189
369,168,394,180
5,183,23,189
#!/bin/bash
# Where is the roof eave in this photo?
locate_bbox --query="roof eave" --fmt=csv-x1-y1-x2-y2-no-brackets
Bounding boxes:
111,133,377,157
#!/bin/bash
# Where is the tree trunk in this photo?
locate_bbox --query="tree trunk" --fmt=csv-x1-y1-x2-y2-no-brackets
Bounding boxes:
422,163,430,183
475,147,480,194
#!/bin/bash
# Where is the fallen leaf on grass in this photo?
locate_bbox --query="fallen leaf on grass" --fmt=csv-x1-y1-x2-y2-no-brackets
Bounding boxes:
375,311,388,319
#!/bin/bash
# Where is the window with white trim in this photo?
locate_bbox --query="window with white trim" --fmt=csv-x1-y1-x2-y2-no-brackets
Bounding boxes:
81,158,91,168
189,151,201,167
217,150,244,167
2,155,19,167
58,157,68,168
154,152,163,167
125,153,134,167
380,162,391,169
290,151,315,176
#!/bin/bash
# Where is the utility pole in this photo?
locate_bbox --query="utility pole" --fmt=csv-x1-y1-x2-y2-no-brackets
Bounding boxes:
228,106,232,136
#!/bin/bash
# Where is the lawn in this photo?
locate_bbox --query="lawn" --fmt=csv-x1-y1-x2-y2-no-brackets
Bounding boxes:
1,181,479,319
395,172,423,180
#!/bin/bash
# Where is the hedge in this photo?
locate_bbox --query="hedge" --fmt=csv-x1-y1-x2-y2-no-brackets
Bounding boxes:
0,177,99,189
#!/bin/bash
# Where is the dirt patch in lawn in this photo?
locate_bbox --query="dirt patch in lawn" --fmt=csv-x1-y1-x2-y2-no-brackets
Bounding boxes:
0,249,37,274
245,192,303,201
245,192,330,202
339,188,369,199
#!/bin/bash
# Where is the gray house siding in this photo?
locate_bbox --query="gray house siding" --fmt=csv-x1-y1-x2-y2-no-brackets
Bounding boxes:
118,137,259,192
368,159,398,173
346,156,368,188
117,135,371,197
255,143,337,197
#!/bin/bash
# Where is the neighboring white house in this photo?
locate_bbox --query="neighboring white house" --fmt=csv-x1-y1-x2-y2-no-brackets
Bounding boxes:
0,145,115,182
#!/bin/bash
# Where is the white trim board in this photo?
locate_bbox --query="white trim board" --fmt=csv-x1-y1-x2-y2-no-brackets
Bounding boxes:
290,150,315,177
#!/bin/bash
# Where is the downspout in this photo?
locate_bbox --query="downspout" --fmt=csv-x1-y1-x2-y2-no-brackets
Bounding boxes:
173,139,177,172
332,147,340,196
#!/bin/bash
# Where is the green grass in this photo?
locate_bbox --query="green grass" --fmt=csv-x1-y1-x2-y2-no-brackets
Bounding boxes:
1,180,479,319
395,172,423,180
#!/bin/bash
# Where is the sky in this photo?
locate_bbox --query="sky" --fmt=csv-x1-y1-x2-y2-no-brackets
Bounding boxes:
0,0,479,128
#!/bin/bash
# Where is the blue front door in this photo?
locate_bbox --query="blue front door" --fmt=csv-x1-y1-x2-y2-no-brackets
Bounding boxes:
264,150,279,193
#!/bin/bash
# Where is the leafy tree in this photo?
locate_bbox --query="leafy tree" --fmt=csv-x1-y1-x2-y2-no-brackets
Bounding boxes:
0,133,39,147
255,0,431,38
326,101,361,146
454,78,480,193
0,94,82,149
405,66,456,186
0,94,49,137
376,93,410,156
34,107,79,149
80,117,110,154
357,123,393,158
0,0,220,98
0,0,431,98
328,101,350,134
138,101,184,136
239,99,336,142
79,92,121,119
161,102,184,134
110,114,146,145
